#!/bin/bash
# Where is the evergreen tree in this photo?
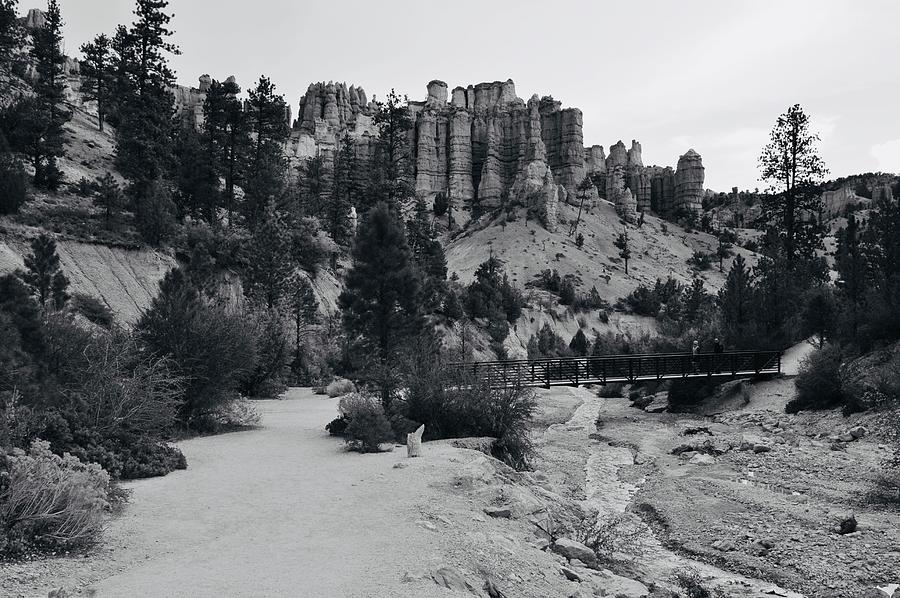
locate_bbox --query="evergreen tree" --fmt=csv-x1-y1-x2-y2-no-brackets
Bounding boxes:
133,179,176,246
328,138,354,246
338,202,423,407
243,76,289,229
79,34,112,131
0,133,27,214
114,0,179,188
173,126,219,223
759,104,828,264
371,89,414,210
287,272,318,372
718,254,754,347
203,77,249,226
0,0,23,63
858,193,900,347
20,233,68,309
716,231,733,272
243,202,295,309
614,227,631,275
834,213,867,343
296,153,328,218
802,286,836,349
569,329,589,356
94,172,123,227
26,0,68,188
433,192,448,218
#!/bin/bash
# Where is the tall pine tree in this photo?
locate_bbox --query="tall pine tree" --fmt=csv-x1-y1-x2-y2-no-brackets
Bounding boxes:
243,201,295,309
79,34,112,131
371,89,414,210
243,76,289,229
28,0,68,188
203,77,248,226
339,202,423,408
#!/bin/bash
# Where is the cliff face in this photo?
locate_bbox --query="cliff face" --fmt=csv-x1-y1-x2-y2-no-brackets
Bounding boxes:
172,75,706,226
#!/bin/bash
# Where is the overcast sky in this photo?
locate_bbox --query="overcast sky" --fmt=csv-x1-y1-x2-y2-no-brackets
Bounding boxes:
53,0,900,191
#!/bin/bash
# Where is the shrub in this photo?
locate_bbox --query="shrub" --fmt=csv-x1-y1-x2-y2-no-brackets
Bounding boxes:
0,440,112,555
688,251,712,271
787,344,844,413
597,383,624,398
575,513,644,562
71,293,114,328
399,361,537,470
673,568,713,598
238,308,290,399
0,152,27,214
325,416,348,436
339,394,394,453
326,378,356,398
667,379,719,412
137,268,256,427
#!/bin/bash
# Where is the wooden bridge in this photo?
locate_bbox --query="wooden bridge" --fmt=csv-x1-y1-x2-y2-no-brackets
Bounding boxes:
449,350,782,389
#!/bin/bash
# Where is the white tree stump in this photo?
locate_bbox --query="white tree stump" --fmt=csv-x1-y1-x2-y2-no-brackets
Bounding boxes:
407,425,425,458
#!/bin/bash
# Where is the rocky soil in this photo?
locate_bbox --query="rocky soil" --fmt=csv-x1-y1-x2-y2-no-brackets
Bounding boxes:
586,375,900,598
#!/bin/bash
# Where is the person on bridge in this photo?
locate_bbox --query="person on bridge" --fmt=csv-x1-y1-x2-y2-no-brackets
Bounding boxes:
691,340,700,373
713,337,724,373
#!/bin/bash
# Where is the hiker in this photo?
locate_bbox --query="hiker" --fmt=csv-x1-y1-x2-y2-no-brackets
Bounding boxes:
637,210,645,228
691,339,700,373
713,337,724,372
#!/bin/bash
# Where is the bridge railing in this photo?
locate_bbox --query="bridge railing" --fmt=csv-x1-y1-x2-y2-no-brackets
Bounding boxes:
448,350,782,388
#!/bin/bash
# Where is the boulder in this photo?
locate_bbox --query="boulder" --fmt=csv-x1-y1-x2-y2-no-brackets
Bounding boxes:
753,443,773,454
837,514,857,535
689,453,716,466
484,506,512,519
644,393,669,413
848,426,868,439
430,567,480,594
589,569,650,598
552,538,598,568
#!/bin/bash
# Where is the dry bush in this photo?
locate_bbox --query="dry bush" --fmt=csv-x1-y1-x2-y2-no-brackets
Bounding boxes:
0,440,112,554
338,394,393,453
326,378,356,398
672,568,715,598
575,513,645,562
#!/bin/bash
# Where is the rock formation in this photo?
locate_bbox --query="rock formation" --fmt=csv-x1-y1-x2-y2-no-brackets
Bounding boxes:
674,149,705,215
873,182,894,203
615,188,637,223
166,75,708,229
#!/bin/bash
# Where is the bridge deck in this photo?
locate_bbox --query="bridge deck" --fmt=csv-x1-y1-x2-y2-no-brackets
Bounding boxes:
450,350,782,389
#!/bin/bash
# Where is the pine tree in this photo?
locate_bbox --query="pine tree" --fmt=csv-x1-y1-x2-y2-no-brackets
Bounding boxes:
27,0,68,188
20,233,68,309
287,272,318,372
716,231,733,272
759,104,828,264
173,126,220,223
371,89,414,210
243,202,295,309
614,227,631,275
834,213,867,343
569,329,588,356
718,254,754,347
203,78,249,226
0,0,23,63
338,202,423,408
114,0,180,187
133,179,176,246
296,153,328,218
243,76,289,229
328,138,354,246
94,172,123,227
79,34,112,131
0,133,27,214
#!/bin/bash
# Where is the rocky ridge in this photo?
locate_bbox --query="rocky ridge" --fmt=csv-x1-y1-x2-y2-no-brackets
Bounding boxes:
171,77,706,230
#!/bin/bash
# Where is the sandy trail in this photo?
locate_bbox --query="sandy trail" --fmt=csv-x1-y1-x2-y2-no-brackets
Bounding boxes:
15,389,480,598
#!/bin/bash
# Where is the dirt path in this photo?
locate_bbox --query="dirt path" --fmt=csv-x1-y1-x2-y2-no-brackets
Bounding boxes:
2,390,489,598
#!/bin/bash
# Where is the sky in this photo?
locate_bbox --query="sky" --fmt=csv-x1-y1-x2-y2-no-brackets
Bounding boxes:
52,0,900,191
